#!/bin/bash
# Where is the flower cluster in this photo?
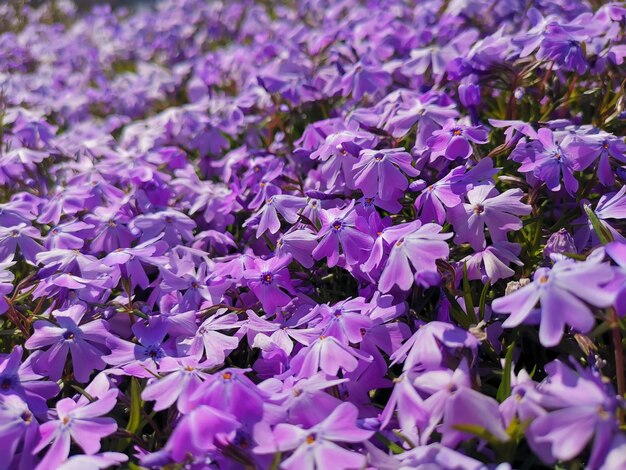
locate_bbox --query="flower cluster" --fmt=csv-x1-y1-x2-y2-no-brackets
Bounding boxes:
0,0,626,469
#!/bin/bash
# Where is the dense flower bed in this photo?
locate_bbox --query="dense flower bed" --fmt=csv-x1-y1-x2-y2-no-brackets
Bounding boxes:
1,0,626,468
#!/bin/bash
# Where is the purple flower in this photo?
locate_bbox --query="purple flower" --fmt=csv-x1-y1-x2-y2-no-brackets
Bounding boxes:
190,368,268,425
141,356,212,414
244,255,296,314
463,241,524,283
391,321,479,371
33,389,118,470
180,310,241,364
0,224,42,265
544,228,577,259
440,386,509,448
131,209,196,246
395,443,484,470
57,452,128,470
254,402,373,470
301,298,372,344
515,128,579,195
44,220,94,250
102,236,167,290
383,92,458,145
353,148,419,201
539,29,588,74
575,186,626,248
25,305,112,383
0,395,39,470
492,258,615,346
448,184,531,250
0,346,59,417
85,206,136,253
414,167,467,225
264,374,347,427
246,194,306,238
606,242,626,316
275,229,318,268
104,317,173,377
312,202,373,268
0,255,15,315
160,262,230,311
164,405,240,462
526,360,619,467
427,119,488,161
310,130,378,191
292,334,372,379
568,133,626,186
340,61,391,100
378,221,451,293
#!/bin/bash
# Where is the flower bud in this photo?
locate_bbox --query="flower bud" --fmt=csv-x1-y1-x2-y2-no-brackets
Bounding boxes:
543,228,576,259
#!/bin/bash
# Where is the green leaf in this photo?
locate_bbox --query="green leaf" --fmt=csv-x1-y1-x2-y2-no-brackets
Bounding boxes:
269,451,282,470
443,290,472,329
497,342,516,402
584,204,614,244
478,281,491,322
374,432,404,455
452,424,509,447
126,377,143,435
70,385,95,402
462,263,477,324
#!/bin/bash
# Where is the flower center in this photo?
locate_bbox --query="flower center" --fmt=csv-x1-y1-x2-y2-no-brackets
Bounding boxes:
474,204,485,214
373,152,384,161
63,330,75,340
0,377,12,390
262,272,273,284
395,237,405,247
62,416,71,425
332,220,343,232
222,371,233,380
452,128,462,136
165,216,173,224
538,275,549,284
146,346,161,359
21,411,32,423
293,388,302,397
306,433,316,444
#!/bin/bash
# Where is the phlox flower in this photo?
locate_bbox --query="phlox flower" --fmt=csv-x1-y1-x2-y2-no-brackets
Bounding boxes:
492,257,615,346
254,402,373,470
25,305,112,383
377,221,451,293
353,148,419,201
33,389,118,470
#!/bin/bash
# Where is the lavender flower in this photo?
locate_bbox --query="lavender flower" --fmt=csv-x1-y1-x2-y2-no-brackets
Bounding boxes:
448,184,531,250
25,305,112,383
378,221,451,292
492,258,615,346
254,403,373,469
33,389,118,470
